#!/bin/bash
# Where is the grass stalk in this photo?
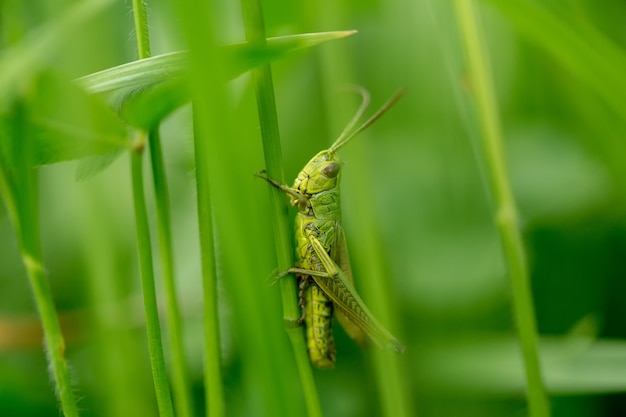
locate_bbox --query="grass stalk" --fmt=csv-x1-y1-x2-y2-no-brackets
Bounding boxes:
22,245,80,417
131,0,151,59
130,2,192,416
453,1,550,416
148,129,194,417
130,133,175,417
168,2,226,417
240,0,322,416
343,145,413,417
305,1,411,411
0,110,80,417
189,106,225,417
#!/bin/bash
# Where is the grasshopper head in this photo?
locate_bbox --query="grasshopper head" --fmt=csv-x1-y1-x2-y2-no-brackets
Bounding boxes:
294,150,342,195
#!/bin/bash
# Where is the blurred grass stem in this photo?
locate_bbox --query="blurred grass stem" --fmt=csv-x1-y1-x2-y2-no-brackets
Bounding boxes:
131,0,194,415
240,0,322,415
130,133,175,417
0,108,80,417
453,1,550,416
171,0,226,415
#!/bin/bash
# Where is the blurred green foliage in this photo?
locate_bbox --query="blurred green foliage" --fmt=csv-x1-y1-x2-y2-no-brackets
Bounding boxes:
1,0,626,416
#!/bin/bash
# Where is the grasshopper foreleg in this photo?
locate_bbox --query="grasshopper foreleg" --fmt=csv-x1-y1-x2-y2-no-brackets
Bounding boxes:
255,169,308,209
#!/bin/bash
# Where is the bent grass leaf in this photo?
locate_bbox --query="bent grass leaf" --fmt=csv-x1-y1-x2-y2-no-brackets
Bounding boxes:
76,31,357,129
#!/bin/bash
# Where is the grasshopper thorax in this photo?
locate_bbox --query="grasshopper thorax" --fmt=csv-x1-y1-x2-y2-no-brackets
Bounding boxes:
293,150,342,196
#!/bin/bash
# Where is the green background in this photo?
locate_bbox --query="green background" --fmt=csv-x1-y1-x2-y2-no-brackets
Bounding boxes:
1,0,626,416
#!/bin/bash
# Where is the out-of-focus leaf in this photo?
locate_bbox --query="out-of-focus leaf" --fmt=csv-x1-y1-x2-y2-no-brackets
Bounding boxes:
420,336,626,395
0,0,116,109
484,0,626,121
74,151,123,182
117,78,190,131
0,72,128,171
29,73,129,166
76,31,356,129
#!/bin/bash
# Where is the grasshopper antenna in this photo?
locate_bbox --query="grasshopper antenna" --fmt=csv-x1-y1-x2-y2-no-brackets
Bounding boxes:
330,88,406,153
333,86,371,147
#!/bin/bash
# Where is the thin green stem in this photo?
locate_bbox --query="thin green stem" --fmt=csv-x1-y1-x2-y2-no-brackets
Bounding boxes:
130,134,175,417
131,0,151,59
190,106,225,417
344,144,413,417
0,105,80,417
130,2,192,415
23,255,80,417
240,0,322,416
453,1,550,416
148,129,194,417
169,1,226,416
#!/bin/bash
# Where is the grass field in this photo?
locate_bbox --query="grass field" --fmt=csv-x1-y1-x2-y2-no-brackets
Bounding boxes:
1,0,626,416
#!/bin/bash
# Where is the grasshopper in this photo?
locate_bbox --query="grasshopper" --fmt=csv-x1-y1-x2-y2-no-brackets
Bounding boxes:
257,87,405,368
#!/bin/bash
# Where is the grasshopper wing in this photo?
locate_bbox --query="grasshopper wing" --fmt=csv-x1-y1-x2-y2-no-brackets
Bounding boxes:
308,234,404,353
331,225,369,346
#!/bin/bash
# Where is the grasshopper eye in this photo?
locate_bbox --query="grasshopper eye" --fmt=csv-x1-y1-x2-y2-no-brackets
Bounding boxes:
322,162,340,178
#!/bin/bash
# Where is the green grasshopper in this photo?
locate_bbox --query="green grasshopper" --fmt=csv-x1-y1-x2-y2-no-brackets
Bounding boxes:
257,87,405,368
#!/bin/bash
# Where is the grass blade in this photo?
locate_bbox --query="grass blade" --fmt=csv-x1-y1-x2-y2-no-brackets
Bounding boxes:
453,1,550,416
240,0,322,416
130,1,194,416
130,134,175,417
0,104,80,417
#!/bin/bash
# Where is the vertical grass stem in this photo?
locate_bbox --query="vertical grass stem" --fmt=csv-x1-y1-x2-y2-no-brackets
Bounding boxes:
130,2,193,415
130,135,175,417
240,0,322,415
453,1,550,416
0,106,80,417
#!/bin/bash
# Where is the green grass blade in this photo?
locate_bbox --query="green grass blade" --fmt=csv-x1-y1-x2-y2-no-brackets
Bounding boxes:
171,3,225,417
76,51,188,94
240,0,322,416
130,134,175,417
339,99,413,417
76,32,356,94
342,146,412,417
0,105,80,417
131,0,151,60
130,1,193,415
148,128,194,417
76,31,355,129
305,1,412,413
453,1,550,416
